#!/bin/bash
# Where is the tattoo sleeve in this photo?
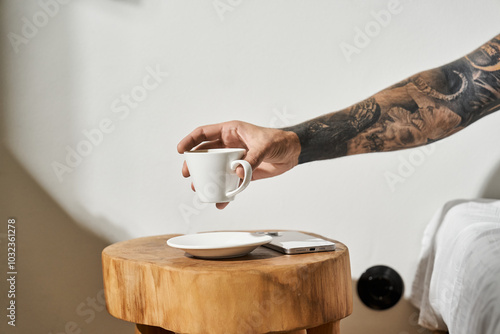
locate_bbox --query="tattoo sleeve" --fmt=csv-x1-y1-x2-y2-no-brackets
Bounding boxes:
284,34,500,164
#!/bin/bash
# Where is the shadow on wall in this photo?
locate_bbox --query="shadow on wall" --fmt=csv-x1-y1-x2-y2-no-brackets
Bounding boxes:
0,146,133,334
481,160,500,199
0,0,132,245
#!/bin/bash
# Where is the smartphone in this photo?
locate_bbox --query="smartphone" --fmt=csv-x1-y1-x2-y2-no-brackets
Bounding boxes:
260,231,336,254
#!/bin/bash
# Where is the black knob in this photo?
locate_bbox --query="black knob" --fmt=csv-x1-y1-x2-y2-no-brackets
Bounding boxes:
357,265,404,310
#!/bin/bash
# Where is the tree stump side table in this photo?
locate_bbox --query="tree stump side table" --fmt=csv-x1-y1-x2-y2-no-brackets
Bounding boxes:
102,232,352,334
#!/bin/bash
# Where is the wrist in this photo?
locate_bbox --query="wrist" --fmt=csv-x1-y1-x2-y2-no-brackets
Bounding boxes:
282,117,351,164
281,123,317,164
282,129,301,167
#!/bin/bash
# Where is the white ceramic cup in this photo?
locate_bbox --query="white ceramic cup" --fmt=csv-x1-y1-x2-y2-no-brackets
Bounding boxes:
184,148,252,203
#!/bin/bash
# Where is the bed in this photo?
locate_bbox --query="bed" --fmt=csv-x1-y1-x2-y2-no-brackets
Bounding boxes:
411,199,500,334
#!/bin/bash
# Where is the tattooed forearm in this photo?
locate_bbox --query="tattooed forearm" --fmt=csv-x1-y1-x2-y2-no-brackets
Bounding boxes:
286,97,381,161
284,34,500,164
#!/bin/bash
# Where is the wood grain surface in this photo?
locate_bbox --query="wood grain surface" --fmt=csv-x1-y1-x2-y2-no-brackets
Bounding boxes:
103,232,352,334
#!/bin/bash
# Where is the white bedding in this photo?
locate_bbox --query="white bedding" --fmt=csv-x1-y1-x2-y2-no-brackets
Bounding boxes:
411,199,500,334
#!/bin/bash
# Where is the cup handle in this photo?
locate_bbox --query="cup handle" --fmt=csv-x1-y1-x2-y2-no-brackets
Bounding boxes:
226,160,252,198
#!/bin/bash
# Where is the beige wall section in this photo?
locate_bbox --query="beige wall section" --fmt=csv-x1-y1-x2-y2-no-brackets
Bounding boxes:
0,145,133,334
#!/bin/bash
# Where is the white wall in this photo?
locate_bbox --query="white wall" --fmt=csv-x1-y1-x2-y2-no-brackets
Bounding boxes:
2,0,500,308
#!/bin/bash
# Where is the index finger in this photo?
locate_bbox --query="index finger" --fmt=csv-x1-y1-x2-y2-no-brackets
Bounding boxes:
177,123,225,153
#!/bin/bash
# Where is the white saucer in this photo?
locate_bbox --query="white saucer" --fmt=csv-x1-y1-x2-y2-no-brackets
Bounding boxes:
166,232,272,259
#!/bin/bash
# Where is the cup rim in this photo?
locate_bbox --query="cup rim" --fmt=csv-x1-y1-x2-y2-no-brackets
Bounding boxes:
184,148,246,154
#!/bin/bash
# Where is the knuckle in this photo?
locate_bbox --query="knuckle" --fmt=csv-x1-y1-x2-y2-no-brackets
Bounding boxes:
193,126,206,140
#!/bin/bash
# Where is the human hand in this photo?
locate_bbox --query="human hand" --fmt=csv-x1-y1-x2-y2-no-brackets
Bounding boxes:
177,121,301,209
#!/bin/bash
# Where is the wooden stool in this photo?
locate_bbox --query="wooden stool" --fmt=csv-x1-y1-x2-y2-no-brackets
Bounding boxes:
102,232,352,334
